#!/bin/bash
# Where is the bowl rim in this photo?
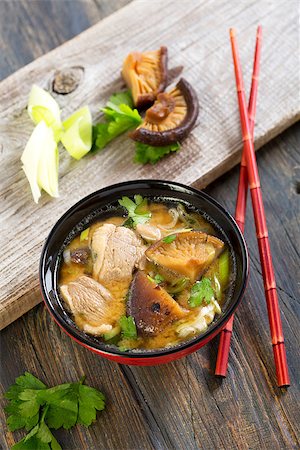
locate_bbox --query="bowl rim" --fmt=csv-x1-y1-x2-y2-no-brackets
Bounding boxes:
39,179,249,359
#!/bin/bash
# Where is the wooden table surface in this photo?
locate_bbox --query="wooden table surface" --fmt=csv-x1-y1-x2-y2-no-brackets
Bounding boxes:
1,1,299,449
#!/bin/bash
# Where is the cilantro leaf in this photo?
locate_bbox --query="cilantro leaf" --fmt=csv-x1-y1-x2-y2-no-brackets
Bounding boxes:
5,372,106,448
118,195,151,228
5,373,47,432
119,316,137,339
77,384,105,427
40,380,105,430
188,278,214,308
93,91,142,151
154,274,165,284
39,384,78,430
134,142,181,164
162,234,176,243
105,90,134,109
5,372,47,400
12,407,62,450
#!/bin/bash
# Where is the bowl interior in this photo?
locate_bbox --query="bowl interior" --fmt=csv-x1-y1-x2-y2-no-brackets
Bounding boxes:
40,180,248,358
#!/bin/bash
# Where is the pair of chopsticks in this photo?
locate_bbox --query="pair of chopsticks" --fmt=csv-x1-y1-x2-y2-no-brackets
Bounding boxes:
215,26,290,388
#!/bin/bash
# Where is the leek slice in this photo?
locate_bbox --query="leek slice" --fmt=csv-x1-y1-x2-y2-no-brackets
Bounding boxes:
28,85,62,140
61,106,92,160
80,227,90,242
21,121,58,203
219,250,230,287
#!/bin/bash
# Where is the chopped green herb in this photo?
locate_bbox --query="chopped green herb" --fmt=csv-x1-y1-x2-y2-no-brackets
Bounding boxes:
92,91,142,151
5,372,46,432
118,195,151,228
134,141,181,164
162,234,176,244
188,278,214,308
147,273,164,285
11,406,62,450
80,228,90,242
5,373,105,449
106,90,134,109
154,274,165,284
119,316,137,339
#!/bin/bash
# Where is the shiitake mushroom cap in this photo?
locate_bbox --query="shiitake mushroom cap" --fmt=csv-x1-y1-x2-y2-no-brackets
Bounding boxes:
131,78,199,146
122,46,168,109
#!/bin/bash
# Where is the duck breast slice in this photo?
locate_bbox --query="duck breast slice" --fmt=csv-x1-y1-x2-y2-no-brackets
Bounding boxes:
60,275,113,335
91,224,146,285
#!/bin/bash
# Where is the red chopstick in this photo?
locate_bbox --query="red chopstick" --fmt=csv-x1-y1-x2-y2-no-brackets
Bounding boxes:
228,27,290,387
215,26,261,377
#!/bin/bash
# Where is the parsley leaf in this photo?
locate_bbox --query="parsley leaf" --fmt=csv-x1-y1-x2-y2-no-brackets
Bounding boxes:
119,316,137,339
188,278,214,308
38,378,105,429
106,90,134,108
12,407,62,450
38,384,78,430
134,142,181,164
162,234,176,243
5,373,106,449
5,373,47,432
118,195,151,228
77,383,105,426
154,274,165,284
93,91,142,151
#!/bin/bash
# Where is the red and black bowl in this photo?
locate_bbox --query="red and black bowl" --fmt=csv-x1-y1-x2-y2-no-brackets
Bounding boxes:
39,180,248,365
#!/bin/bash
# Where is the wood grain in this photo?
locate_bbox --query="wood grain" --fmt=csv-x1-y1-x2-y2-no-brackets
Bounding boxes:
1,122,299,450
0,0,299,329
1,2,299,449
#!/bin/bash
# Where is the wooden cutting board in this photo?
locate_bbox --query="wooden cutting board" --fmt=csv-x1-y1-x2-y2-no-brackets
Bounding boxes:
0,0,299,330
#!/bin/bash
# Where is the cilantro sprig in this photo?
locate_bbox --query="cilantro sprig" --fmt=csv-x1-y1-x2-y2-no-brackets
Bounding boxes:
118,195,151,228
147,273,165,285
188,278,214,308
134,142,181,164
93,90,142,151
5,372,105,450
119,315,137,339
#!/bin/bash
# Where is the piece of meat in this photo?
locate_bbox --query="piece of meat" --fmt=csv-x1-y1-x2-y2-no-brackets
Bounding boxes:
127,271,188,336
146,231,224,283
60,275,114,335
91,224,146,284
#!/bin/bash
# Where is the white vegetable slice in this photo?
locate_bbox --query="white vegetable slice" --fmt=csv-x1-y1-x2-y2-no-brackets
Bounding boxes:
21,121,59,203
61,106,92,160
37,136,59,198
28,85,62,140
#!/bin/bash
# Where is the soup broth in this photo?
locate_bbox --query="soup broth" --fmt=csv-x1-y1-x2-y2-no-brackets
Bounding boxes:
59,198,233,351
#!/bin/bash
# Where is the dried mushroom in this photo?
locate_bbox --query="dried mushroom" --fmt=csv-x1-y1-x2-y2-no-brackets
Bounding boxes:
127,271,187,336
122,46,168,108
146,231,224,283
131,78,199,146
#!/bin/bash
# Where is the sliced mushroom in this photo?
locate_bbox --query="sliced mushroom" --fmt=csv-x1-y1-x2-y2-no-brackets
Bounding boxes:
122,46,168,108
127,271,187,336
136,223,162,242
131,78,199,146
70,247,90,264
146,231,224,283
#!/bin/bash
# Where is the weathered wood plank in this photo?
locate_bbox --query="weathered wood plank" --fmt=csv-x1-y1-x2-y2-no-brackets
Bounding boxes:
121,123,300,450
0,0,299,330
1,123,299,450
